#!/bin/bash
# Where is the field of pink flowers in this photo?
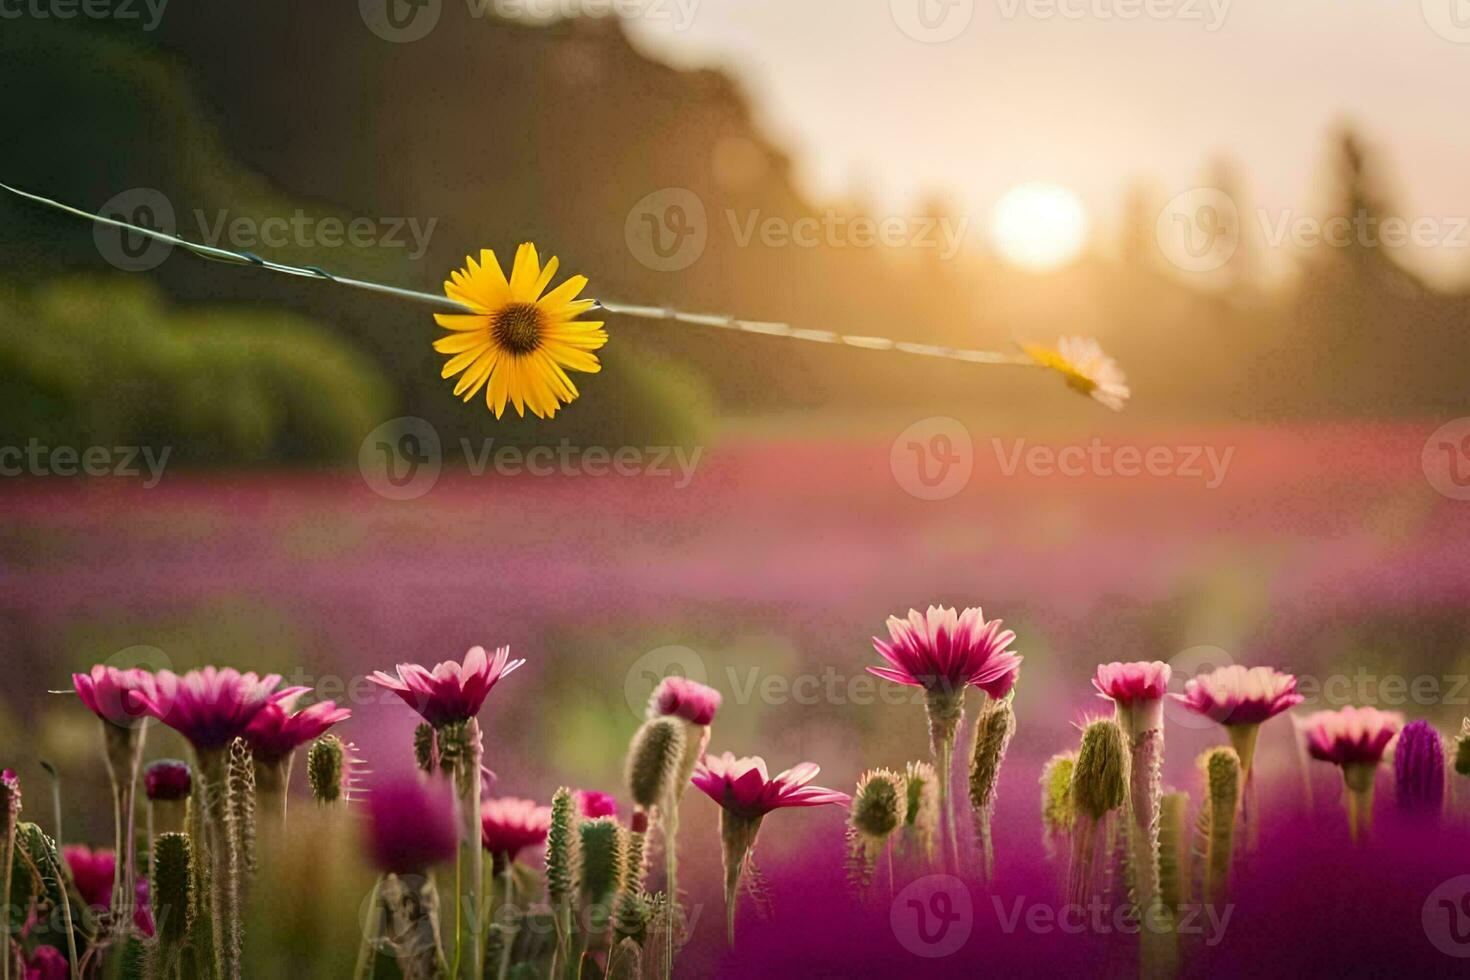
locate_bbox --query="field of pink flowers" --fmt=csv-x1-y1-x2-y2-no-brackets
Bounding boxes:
2,420,1470,977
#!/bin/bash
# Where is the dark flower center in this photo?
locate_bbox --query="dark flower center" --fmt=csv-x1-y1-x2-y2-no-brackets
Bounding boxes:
492,302,544,355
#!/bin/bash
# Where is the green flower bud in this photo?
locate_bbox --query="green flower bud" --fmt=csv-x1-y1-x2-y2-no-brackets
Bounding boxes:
1071,720,1128,821
624,717,686,810
308,734,345,804
546,787,578,906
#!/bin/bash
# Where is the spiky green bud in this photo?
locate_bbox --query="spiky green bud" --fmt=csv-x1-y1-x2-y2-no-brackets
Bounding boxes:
1454,718,1470,777
1201,747,1240,906
1040,752,1076,843
1158,790,1189,913
969,696,1016,811
153,832,194,944
612,888,653,944
546,787,578,906
307,734,344,804
607,937,643,980
1072,720,1128,821
624,718,686,810
851,770,904,840
579,817,623,907
901,760,939,864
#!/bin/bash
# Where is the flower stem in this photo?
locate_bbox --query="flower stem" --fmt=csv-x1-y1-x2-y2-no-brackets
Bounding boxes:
663,796,679,979
453,720,485,980
353,876,383,980
1226,724,1260,851
198,749,241,980
496,861,516,980
924,687,965,873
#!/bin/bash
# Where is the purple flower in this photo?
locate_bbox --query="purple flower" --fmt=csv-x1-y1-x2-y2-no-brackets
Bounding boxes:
868,606,1021,698
364,777,459,875
649,677,721,725
1174,665,1304,726
244,698,352,765
480,797,552,862
692,753,850,819
136,668,300,753
134,877,155,938
1394,720,1445,815
370,646,525,727
575,790,618,819
1092,661,1171,705
25,945,68,980
143,760,192,802
63,844,115,910
1304,706,1403,767
72,665,157,729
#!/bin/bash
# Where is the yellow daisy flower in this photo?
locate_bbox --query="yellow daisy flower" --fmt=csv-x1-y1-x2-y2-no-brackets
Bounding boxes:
1021,336,1131,412
433,243,607,419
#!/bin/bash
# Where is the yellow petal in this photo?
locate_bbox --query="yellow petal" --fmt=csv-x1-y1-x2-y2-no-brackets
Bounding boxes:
488,361,511,418
441,343,489,379
509,243,540,302
531,255,560,300
454,348,498,400
544,343,602,374
434,313,492,332
538,275,588,312
434,331,488,354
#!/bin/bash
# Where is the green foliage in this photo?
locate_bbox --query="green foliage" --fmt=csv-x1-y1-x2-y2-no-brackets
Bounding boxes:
1158,791,1190,913
0,276,391,466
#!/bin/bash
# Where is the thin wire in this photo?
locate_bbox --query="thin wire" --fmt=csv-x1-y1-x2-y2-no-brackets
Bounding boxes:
1,181,1038,369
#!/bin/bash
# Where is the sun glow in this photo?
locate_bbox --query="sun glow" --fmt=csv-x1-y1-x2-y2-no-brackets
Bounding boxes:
990,183,1089,272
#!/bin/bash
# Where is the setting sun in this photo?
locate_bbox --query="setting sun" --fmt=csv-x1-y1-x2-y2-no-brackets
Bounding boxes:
990,182,1089,272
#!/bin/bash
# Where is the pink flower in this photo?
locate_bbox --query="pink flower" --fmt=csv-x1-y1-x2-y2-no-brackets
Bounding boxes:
364,777,459,875
1093,661,1172,705
134,877,155,938
1303,706,1404,767
25,946,68,980
72,666,157,729
575,790,618,819
143,760,192,801
1174,665,1304,726
868,606,1021,698
691,753,851,819
63,845,115,910
480,797,553,861
649,676,721,725
136,668,299,752
370,645,525,727
244,697,352,765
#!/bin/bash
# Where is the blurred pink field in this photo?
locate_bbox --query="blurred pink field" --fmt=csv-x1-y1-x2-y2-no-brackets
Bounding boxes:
4,420,1470,975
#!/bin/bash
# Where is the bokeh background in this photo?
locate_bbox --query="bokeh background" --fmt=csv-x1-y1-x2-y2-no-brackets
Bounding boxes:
3,3,1470,973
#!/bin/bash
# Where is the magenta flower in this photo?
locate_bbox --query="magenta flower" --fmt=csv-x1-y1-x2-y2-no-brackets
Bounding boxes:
63,844,115,910
136,668,299,753
1304,706,1404,768
244,698,352,765
133,877,156,938
649,676,722,725
72,665,157,729
1174,665,1304,726
25,946,67,980
575,789,618,819
480,797,553,862
868,606,1021,698
1093,661,1171,705
370,645,525,727
143,760,192,802
692,753,851,819
364,777,459,875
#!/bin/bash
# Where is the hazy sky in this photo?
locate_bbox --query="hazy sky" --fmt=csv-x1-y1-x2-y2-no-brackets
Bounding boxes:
621,0,1470,282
